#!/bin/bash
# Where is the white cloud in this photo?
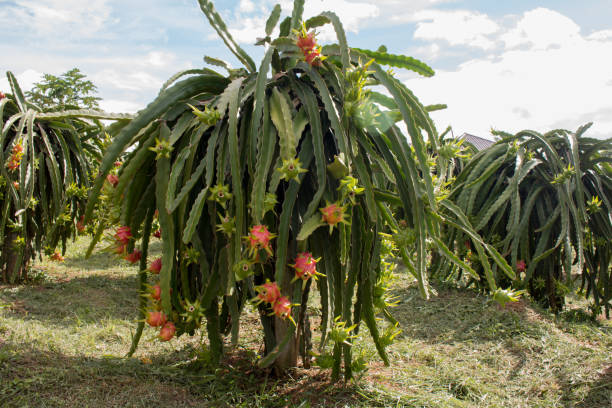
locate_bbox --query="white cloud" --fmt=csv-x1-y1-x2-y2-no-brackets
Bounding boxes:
227,16,268,44
290,0,379,35
66,50,187,94
587,29,612,41
402,8,612,139
0,2,206,114
358,0,458,26
412,43,442,60
502,8,580,50
239,0,256,13
410,10,500,49
99,99,143,114
146,51,177,68
1,1,609,141
1,0,112,39
94,69,161,92
0,48,189,115
225,0,379,44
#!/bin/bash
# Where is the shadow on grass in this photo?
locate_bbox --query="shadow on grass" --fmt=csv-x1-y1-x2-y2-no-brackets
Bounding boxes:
573,364,612,408
0,273,139,326
0,341,367,408
61,250,128,271
60,240,163,272
389,284,549,344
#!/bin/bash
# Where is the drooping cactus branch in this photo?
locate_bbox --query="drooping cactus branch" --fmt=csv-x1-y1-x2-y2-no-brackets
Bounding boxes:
86,0,511,379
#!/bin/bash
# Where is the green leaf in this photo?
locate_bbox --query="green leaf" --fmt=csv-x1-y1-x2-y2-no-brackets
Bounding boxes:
351,144,377,222
279,16,291,37
251,101,276,223
265,4,282,36
305,15,330,29
197,0,256,72
36,109,133,120
226,77,246,268
425,104,447,112
159,68,222,94
204,56,232,71
431,236,480,280
84,74,228,222
352,48,435,77
6,71,28,112
269,87,296,160
320,12,350,72
290,0,305,30
155,128,175,315
182,186,209,244
274,136,314,283
372,64,436,208
297,214,324,241
326,154,350,179
302,63,349,163
291,77,326,219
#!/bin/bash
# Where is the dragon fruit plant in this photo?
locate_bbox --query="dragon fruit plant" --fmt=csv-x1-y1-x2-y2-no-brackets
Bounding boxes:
0,74,128,282
434,126,612,316
87,0,512,379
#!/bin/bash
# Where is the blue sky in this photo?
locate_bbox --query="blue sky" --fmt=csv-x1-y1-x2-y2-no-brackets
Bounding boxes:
1,0,611,139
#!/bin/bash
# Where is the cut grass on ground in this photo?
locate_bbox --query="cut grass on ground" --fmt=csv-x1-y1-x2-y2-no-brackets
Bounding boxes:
1,236,610,407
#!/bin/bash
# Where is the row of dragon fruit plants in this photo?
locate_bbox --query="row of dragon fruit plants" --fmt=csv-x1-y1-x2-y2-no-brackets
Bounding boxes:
1,0,610,378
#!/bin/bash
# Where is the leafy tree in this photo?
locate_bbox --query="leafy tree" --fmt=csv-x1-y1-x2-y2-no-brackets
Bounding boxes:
26,68,101,110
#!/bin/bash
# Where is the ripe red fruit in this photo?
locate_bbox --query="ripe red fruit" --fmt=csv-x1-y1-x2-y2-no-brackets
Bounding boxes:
245,224,276,257
149,257,162,274
304,49,321,66
153,229,161,238
151,284,161,301
115,226,132,245
255,281,281,304
291,252,319,281
7,159,19,171
125,249,141,264
146,310,167,327
106,174,119,187
297,32,316,52
272,296,292,319
296,30,323,66
0,91,5,99
320,202,347,230
76,216,85,233
50,251,64,262
6,144,23,172
517,260,526,273
159,321,176,341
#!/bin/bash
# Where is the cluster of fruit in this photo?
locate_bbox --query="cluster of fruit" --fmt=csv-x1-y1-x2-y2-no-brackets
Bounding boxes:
6,142,23,172
144,257,175,341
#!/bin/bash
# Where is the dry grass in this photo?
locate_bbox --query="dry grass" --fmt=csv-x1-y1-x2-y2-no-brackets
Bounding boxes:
1,235,610,407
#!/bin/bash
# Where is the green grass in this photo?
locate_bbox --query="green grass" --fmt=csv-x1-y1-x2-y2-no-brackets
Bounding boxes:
1,236,610,407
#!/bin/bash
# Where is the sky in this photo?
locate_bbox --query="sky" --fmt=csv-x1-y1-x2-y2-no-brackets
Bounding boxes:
1,0,611,139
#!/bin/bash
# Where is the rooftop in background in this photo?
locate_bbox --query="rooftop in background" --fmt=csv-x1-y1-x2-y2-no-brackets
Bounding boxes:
459,133,495,151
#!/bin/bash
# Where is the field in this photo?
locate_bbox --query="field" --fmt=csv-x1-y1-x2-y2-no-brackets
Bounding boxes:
1,236,610,407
